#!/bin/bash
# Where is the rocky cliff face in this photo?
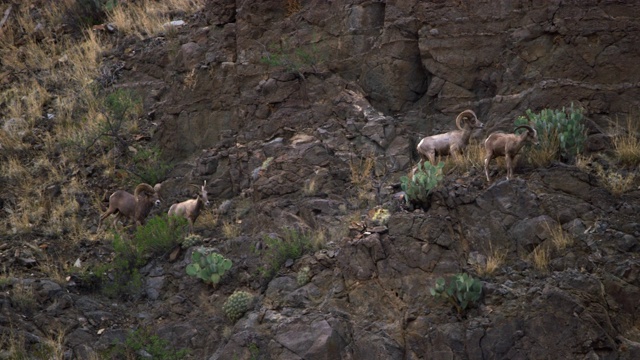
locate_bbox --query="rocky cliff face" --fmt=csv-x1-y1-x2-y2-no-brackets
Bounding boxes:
120,1,640,358
2,1,640,359
121,0,640,162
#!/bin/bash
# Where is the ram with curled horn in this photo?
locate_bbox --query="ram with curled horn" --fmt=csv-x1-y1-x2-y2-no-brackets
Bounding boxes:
416,109,484,165
484,123,539,182
98,183,162,231
168,180,210,233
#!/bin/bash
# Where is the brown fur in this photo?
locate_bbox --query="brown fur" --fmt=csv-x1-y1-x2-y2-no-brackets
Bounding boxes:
98,183,161,231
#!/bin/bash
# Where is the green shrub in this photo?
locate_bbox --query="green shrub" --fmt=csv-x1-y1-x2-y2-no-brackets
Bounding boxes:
259,227,313,280
129,146,173,186
97,232,144,299
97,217,185,299
104,327,189,360
400,161,444,207
260,41,325,77
430,273,482,315
223,291,253,322
133,215,186,258
515,104,586,163
186,249,232,285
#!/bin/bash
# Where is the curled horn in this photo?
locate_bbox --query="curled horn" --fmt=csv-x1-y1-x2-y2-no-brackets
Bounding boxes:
514,125,536,137
134,183,155,197
455,110,478,130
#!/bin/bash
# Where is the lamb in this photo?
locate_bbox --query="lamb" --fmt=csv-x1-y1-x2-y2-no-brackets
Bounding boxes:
416,110,484,165
98,183,162,231
484,125,539,182
168,180,210,233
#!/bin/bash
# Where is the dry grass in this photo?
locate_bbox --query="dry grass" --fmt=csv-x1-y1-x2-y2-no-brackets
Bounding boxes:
183,68,198,89
38,256,69,285
0,328,27,359
197,207,220,229
547,222,574,251
303,177,318,196
447,140,486,174
349,155,375,189
529,127,561,167
593,162,636,196
222,220,241,239
531,245,549,272
286,0,302,16
1,156,29,180
108,0,205,39
349,154,375,206
473,243,507,277
311,229,327,250
612,117,640,167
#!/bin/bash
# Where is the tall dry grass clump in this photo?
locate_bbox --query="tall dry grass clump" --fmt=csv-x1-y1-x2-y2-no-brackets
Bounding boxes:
442,140,486,175
107,0,205,38
473,244,507,277
546,222,573,251
612,116,640,167
531,245,549,273
528,126,560,168
349,154,375,206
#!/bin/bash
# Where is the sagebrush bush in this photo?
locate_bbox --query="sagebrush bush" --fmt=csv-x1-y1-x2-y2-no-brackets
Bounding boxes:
259,227,313,280
133,215,187,257
97,216,186,299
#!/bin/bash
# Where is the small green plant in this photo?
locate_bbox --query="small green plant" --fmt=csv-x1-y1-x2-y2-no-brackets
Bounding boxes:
97,217,185,299
223,291,253,322
133,215,186,257
259,227,313,280
105,327,189,360
186,249,232,285
182,233,203,249
260,40,325,78
297,266,310,286
515,104,586,163
430,273,482,315
98,232,144,299
129,146,173,186
400,161,444,207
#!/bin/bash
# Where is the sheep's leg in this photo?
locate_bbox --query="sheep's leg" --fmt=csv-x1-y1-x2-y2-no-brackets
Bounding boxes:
484,155,492,182
98,207,117,231
427,152,436,166
505,154,513,180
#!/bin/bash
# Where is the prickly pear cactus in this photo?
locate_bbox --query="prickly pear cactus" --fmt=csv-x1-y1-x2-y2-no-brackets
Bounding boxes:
297,266,310,286
185,248,232,285
223,290,253,322
181,234,203,249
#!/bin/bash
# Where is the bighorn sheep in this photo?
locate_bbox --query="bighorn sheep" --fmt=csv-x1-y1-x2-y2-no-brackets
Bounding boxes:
416,110,484,165
484,125,539,182
98,183,162,231
168,180,210,233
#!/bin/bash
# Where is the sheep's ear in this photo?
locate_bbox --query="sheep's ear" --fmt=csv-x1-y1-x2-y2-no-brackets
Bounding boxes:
153,183,162,192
